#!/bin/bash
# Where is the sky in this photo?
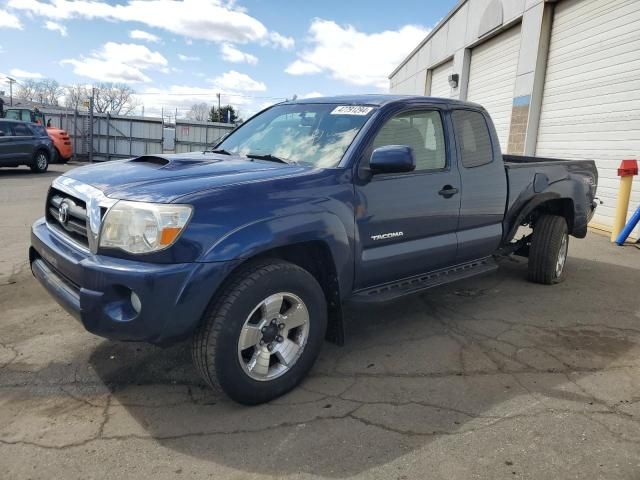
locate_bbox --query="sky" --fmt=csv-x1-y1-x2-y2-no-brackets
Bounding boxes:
0,0,454,119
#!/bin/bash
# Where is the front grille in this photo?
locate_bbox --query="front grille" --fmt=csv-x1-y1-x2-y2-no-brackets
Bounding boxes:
46,188,89,247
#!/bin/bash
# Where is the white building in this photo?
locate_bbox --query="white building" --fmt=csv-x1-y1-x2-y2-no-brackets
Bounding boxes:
389,0,639,237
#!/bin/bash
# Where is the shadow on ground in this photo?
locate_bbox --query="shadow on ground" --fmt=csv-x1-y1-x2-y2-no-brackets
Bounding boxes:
72,255,640,477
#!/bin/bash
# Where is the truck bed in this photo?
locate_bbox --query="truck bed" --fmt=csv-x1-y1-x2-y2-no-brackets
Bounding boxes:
503,154,594,168
502,154,598,242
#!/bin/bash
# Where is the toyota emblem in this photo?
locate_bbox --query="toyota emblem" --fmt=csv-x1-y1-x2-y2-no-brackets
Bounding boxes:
58,202,70,225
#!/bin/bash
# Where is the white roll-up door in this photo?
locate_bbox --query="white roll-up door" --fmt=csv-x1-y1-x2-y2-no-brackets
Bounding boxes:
429,60,453,98
467,25,521,150
536,0,640,235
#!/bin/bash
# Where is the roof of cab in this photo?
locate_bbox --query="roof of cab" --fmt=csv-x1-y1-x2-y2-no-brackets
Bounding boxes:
284,94,480,108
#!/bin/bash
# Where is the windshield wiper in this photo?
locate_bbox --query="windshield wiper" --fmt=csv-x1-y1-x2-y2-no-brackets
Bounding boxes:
205,148,231,155
246,153,290,164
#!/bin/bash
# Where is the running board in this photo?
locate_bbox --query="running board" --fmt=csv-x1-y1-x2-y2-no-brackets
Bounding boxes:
349,257,498,304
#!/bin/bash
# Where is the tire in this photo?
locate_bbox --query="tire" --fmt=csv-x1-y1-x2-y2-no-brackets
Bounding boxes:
527,214,569,285
30,150,49,173
192,259,328,405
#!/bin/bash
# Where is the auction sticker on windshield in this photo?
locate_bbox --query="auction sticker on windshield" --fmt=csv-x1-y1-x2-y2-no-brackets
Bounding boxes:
331,106,374,115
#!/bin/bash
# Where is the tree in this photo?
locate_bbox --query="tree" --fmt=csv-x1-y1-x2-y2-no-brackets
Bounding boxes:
93,83,140,115
209,104,238,123
16,79,39,102
16,79,63,105
64,85,92,110
186,102,209,122
39,79,63,105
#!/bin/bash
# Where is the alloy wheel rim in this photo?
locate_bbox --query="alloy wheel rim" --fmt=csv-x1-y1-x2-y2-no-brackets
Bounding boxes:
237,292,310,381
37,153,47,170
555,234,568,278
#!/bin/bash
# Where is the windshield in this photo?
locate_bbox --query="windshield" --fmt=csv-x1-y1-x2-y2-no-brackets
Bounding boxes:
216,103,376,167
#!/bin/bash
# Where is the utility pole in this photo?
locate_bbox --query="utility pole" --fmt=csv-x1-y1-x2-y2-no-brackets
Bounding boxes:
216,93,221,122
7,77,16,106
89,87,95,163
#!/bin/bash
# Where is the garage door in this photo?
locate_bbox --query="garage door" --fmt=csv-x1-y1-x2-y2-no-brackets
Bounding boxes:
429,60,453,98
536,0,640,234
467,25,521,150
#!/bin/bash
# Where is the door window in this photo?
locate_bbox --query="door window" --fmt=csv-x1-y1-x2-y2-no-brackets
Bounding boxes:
372,110,446,171
0,122,12,136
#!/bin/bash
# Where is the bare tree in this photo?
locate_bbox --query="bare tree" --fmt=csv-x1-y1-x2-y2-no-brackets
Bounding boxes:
186,102,210,122
39,79,63,105
16,79,39,102
93,83,140,115
64,85,91,110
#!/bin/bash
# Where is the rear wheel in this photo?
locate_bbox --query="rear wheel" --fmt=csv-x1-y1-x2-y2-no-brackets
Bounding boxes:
527,214,569,284
30,150,49,173
192,259,327,405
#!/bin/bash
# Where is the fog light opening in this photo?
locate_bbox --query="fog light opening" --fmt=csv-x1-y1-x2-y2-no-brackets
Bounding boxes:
130,291,142,314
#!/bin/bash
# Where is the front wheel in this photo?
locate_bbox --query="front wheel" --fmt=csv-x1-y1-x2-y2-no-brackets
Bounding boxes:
527,214,569,285
192,259,327,405
30,150,49,173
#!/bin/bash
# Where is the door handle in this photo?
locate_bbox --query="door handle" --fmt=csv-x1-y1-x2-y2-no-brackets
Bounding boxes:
438,185,459,198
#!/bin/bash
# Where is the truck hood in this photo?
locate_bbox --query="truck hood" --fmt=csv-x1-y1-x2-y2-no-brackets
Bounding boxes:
62,153,312,203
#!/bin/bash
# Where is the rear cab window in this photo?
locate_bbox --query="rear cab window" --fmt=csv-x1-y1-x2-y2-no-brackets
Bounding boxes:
451,110,493,168
12,123,31,136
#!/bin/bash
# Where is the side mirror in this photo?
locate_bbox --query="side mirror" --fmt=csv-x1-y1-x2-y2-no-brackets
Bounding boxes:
369,145,415,174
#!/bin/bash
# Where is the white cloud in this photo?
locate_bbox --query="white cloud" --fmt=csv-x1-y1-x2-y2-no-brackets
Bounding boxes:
45,20,67,36
178,54,200,62
269,32,294,49
285,60,322,76
301,91,323,99
130,29,160,43
286,19,429,89
0,8,23,29
61,42,168,83
210,70,266,92
221,43,258,65
8,0,284,46
9,68,44,79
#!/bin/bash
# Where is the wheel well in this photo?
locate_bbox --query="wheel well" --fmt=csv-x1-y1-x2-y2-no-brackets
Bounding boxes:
34,148,50,160
529,199,575,233
231,242,345,345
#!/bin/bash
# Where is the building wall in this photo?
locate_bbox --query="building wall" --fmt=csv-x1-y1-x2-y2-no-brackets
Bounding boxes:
389,0,639,238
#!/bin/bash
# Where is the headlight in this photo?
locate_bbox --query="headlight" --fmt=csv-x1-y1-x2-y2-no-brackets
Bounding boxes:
99,200,193,254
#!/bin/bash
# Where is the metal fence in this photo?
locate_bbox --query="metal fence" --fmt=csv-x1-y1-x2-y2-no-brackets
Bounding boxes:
42,109,235,161
175,120,235,153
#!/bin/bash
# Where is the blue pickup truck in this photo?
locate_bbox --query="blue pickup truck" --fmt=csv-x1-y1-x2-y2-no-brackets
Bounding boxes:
30,95,598,404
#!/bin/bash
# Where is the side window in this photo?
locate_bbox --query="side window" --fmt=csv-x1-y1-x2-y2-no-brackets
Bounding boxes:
13,124,31,136
373,110,446,171
451,110,493,168
0,122,12,136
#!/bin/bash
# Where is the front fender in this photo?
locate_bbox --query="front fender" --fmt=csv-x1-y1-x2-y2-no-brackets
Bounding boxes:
200,212,354,297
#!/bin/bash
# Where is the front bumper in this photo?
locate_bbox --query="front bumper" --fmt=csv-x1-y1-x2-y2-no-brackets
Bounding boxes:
30,218,238,344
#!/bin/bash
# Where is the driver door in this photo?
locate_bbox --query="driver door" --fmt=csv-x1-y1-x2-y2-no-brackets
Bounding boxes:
354,108,461,289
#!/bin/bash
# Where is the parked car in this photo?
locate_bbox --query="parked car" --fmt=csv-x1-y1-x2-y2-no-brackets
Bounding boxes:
0,119,53,172
29,95,598,404
3,108,73,163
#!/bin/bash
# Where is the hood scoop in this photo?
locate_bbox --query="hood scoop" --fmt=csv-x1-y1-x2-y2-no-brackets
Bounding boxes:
129,156,171,166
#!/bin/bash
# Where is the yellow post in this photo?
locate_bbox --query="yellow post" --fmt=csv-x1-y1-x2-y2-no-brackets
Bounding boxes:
611,159,638,242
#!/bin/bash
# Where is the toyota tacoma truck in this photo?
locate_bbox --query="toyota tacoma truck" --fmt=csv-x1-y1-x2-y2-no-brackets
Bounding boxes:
29,96,598,404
